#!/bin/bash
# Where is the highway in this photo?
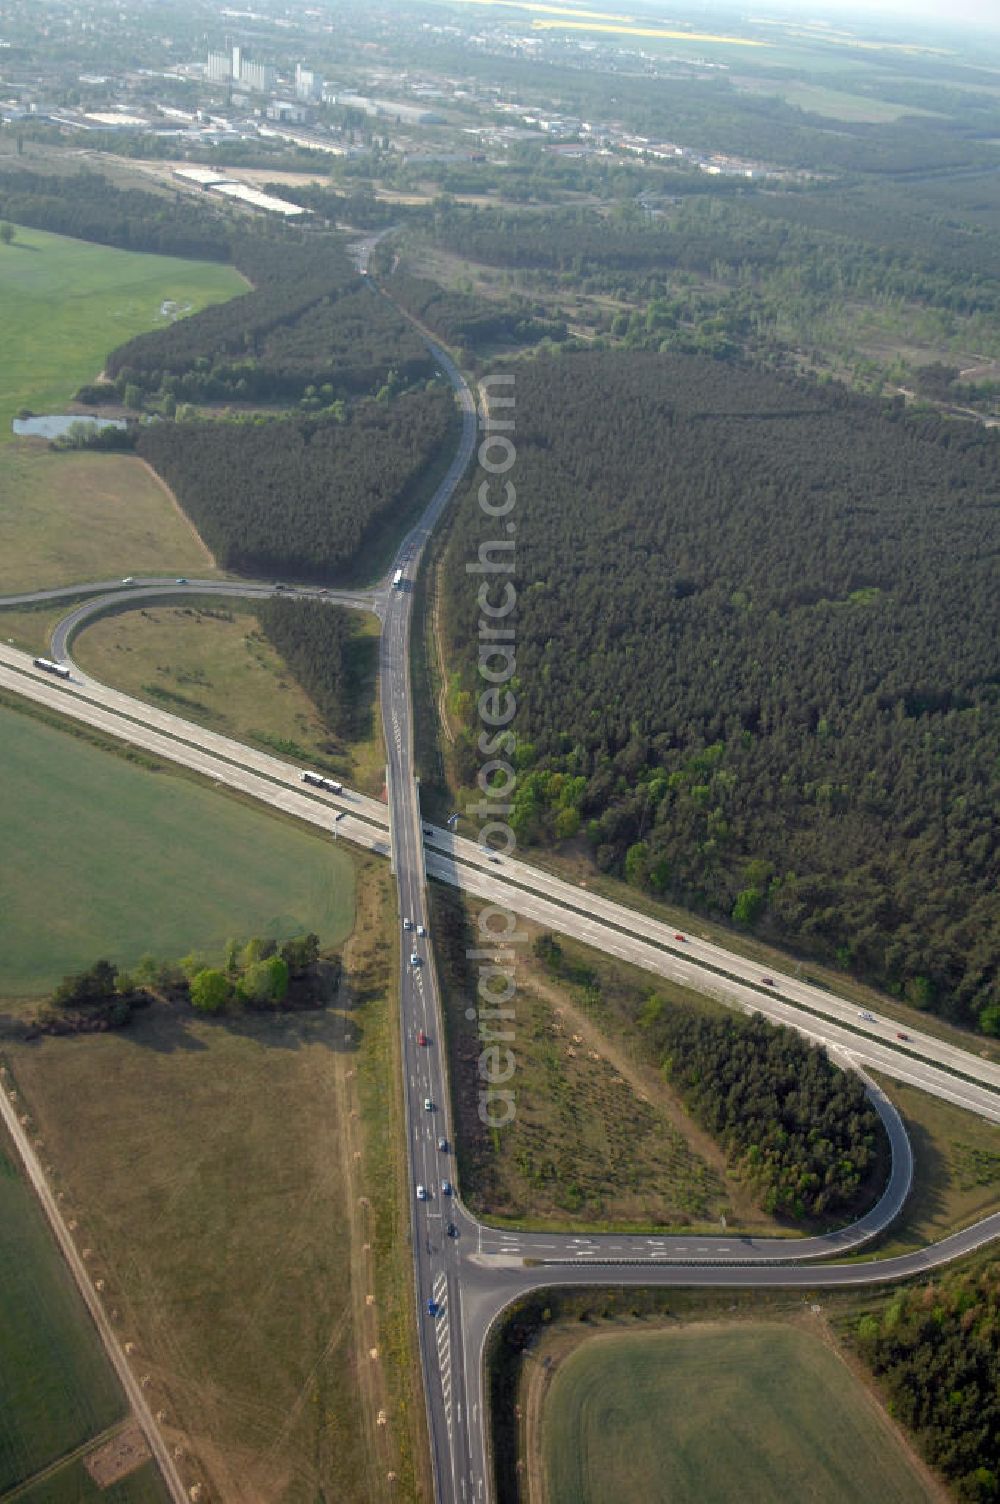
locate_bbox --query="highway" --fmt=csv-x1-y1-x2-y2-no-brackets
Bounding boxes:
2,267,999,1502
4,639,997,1126
426,852,1000,1124
425,832,1000,1096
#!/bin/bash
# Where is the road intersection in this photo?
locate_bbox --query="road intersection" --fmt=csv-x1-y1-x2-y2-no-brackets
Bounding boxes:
2,297,998,1502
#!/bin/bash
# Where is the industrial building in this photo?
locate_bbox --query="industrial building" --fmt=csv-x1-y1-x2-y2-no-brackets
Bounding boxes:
172,166,308,218
205,46,276,95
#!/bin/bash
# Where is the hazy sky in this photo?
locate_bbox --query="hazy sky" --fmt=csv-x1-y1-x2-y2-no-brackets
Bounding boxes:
738,0,1000,31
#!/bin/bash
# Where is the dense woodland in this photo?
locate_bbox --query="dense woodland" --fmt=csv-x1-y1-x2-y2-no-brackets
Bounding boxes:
424,186,1000,307
442,350,1000,1030
0,166,235,260
105,271,432,404
853,1262,1000,1500
255,598,371,739
103,236,351,384
384,268,567,355
407,182,1000,385
419,193,1000,341
648,1003,880,1219
101,238,433,404
138,389,453,580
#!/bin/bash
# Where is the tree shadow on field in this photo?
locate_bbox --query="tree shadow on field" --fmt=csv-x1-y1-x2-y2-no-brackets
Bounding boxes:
116,992,362,1057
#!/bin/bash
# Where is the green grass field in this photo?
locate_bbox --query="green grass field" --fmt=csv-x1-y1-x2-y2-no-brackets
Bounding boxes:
0,224,243,442
540,1324,936,1504
0,223,240,590
0,1126,126,1494
0,701,356,995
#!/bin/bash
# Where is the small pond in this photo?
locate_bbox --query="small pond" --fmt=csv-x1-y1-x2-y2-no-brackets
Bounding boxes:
12,414,127,439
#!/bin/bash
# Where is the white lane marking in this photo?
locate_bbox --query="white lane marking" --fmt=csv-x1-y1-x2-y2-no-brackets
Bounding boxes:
433,1277,455,1435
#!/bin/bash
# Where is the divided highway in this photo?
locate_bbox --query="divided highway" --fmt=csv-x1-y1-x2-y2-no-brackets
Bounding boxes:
2,274,999,1503
4,640,998,1126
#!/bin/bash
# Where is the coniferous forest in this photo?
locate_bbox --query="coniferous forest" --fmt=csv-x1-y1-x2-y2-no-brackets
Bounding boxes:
137,388,454,581
255,598,370,739
653,1008,881,1220
103,241,433,404
0,167,235,260
441,350,1000,1031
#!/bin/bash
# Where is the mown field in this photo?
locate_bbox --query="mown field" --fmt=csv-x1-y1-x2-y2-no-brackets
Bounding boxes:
0,223,243,442
0,1124,126,1495
2,857,427,1503
0,446,216,592
73,601,385,795
538,1324,937,1504
0,701,355,995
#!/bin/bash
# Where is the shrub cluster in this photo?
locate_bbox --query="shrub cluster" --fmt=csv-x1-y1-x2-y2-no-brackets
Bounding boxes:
854,1264,1000,1501
32,934,335,1036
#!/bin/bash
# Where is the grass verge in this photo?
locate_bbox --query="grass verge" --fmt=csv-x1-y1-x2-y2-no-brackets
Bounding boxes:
0,598,89,655
860,1073,1000,1257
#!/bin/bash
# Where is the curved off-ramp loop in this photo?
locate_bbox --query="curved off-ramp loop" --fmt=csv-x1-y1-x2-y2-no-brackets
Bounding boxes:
34,577,384,666
468,1064,915,1269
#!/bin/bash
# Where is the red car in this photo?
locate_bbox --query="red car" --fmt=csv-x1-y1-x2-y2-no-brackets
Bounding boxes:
896,1031,910,1041
417,1030,428,1046
761,976,775,986
674,933,686,942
